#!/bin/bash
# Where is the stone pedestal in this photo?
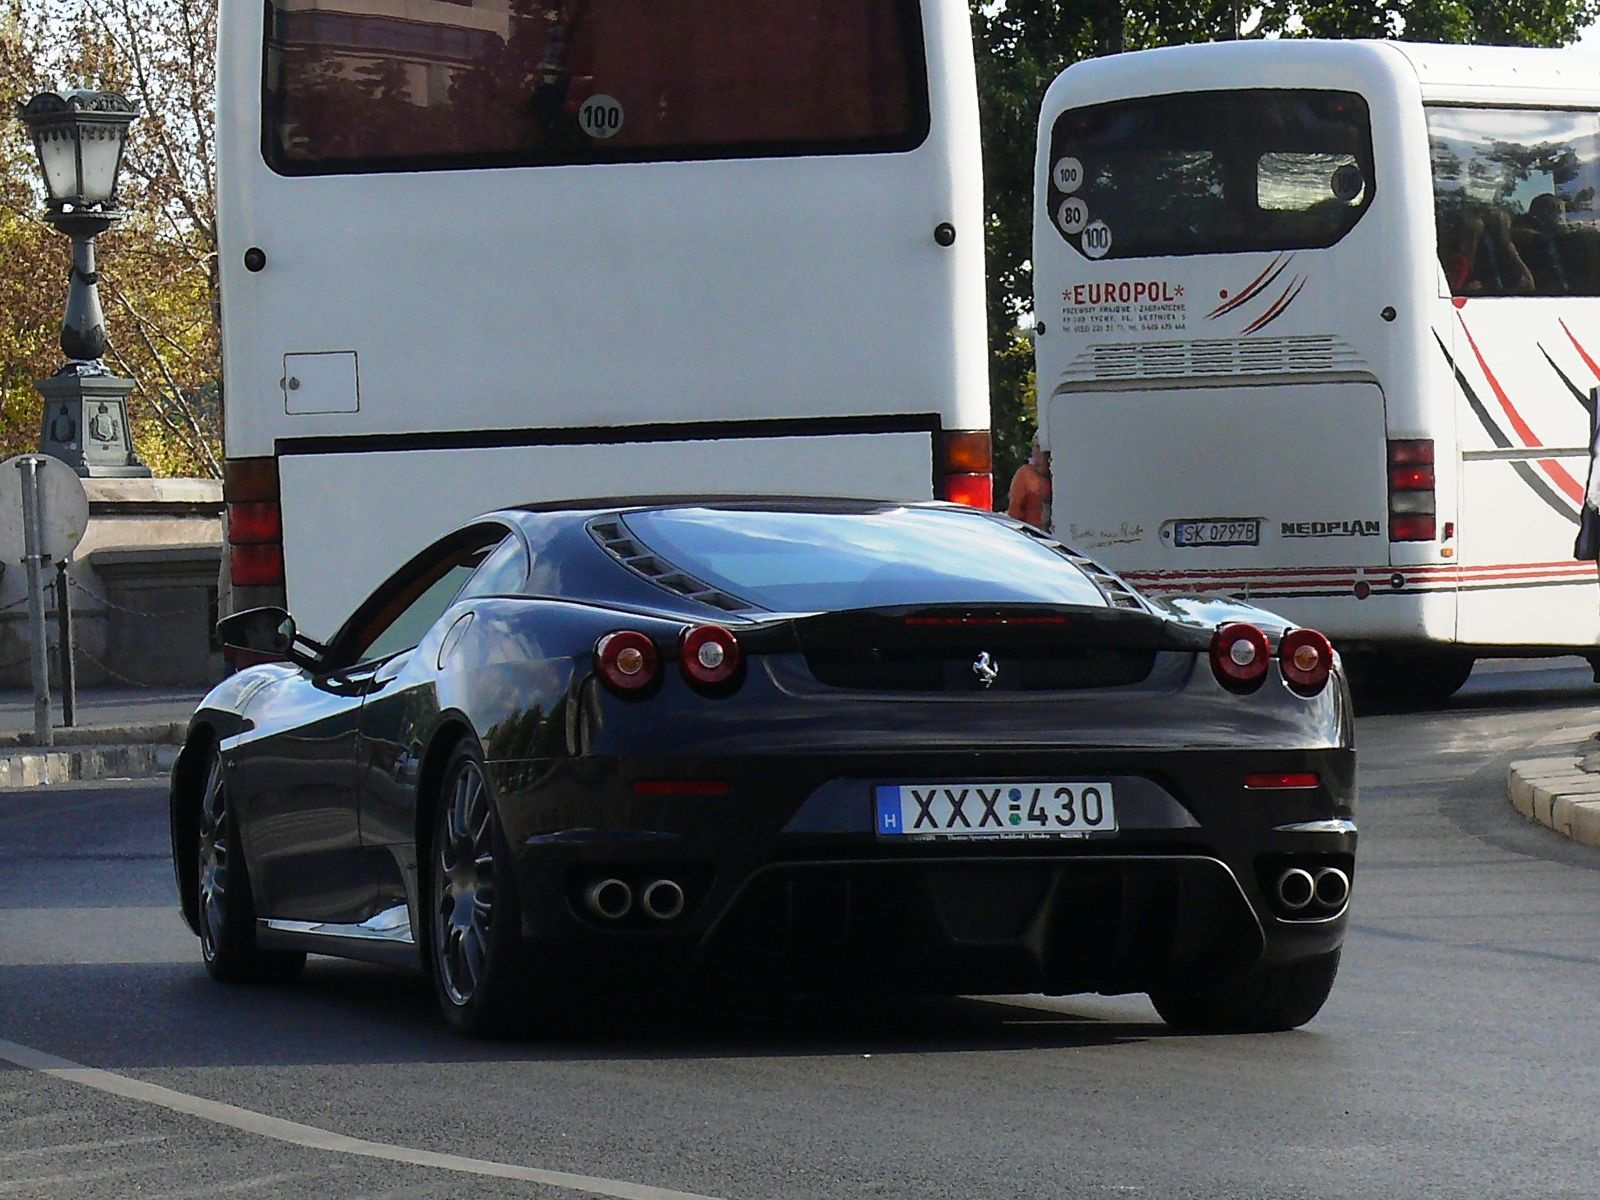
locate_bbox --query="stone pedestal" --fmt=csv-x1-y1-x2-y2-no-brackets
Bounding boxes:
37,370,151,478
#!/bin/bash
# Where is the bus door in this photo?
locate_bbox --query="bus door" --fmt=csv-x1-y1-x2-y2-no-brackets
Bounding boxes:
1430,105,1600,646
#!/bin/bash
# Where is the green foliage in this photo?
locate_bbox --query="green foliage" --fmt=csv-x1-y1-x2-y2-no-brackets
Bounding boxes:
1282,0,1600,44
970,0,1599,500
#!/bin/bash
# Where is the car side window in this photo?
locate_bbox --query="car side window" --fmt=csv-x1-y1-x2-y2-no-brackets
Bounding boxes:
344,531,506,665
455,534,530,602
357,564,480,663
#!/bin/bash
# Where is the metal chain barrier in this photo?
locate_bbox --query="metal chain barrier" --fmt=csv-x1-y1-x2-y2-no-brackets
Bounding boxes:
3,575,217,690
67,575,213,618
72,644,174,690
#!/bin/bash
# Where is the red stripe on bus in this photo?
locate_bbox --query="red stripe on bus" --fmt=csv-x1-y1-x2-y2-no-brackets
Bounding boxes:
1122,568,1594,582
1560,319,1600,382
1204,254,1290,319
1119,560,1596,593
1240,276,1306,335
1122,560,1593,578
1457,315,1585,503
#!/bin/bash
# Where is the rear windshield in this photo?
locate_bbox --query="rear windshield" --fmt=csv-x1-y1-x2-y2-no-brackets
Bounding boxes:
616,507,1110,611
264,0,929,175
1045,89,1375,260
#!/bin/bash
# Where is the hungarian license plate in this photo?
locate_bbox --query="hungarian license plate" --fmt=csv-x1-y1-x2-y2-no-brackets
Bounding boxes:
1172,518,1260,547
875,782,1117,839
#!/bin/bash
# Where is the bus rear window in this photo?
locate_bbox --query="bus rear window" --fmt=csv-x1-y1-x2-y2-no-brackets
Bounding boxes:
1045,90,1374,260
263,0,929,175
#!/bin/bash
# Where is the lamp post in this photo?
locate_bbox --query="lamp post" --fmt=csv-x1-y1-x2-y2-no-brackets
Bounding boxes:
16,88,150,477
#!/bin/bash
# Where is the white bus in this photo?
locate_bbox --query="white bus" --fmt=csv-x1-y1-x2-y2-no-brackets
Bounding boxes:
217,0,989,639
1034,39,1600,700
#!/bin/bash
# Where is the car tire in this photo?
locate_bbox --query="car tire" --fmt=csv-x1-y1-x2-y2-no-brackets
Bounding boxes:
1148,949,1341,1033
195,748,307,984
426,741,526,1038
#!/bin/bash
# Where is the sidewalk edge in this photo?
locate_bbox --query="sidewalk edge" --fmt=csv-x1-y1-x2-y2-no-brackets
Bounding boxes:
1507,741,1600,849
0,744,180,790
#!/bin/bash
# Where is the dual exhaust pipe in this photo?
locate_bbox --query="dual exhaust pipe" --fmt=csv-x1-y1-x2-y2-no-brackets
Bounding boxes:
1273,865,1350,915
582,876,686,923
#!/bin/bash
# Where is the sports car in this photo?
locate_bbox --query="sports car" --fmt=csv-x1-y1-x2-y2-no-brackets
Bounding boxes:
170,498,1356,1036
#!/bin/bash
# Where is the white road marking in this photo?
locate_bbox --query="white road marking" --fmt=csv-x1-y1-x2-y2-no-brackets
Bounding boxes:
149,1168,344,1198
0,1037,725,1200
0,1134,166,1162
0,1160,176,1194
0,1109,72,1131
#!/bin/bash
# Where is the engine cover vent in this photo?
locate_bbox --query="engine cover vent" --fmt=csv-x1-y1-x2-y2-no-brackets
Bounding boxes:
588,518,755,613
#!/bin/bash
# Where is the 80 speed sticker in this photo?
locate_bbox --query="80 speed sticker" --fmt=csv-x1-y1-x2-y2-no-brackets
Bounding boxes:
1057,197,1090,235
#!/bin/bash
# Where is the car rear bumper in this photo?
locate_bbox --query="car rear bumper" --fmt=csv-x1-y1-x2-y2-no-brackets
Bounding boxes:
490,746,1356,997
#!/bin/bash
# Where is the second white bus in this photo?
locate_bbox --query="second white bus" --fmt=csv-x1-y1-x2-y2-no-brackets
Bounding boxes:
1034,39,1600,699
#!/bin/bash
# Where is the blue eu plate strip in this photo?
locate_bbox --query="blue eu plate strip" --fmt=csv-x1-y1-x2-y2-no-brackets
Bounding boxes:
874,786,904,836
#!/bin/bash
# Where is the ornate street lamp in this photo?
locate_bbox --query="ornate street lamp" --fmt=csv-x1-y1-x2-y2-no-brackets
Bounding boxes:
16,89,150,477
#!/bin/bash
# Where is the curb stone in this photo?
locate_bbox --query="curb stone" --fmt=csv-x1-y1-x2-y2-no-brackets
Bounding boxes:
0,722,187,789
0,743,180,789
1507,737,1600,849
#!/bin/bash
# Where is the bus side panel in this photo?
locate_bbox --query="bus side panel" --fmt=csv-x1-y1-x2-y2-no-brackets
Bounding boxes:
1448,300,1600,646
277,432,935,640
1456,456,1599,645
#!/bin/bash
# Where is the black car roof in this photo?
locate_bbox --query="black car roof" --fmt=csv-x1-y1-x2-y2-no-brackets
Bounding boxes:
505,495,958,519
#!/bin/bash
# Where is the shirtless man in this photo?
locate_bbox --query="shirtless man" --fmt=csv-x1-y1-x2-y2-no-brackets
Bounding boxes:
1007,435,1052,530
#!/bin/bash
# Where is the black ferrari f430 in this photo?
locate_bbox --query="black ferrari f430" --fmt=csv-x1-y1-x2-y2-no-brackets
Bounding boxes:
171,499,1356,1036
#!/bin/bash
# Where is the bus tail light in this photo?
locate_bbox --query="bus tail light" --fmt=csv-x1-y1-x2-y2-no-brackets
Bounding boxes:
1387,439,1436,542
1279,628,1334,695
1210,623,1270,692
225,457,286,593
230,544,285,589
938,430,993,509
229,502,282,544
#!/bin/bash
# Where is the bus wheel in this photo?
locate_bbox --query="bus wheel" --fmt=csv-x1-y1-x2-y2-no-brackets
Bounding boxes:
1347,651,1474,710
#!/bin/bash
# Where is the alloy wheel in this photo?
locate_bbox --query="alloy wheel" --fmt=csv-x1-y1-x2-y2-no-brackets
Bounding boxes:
434,758,497,1006
196,755,230,961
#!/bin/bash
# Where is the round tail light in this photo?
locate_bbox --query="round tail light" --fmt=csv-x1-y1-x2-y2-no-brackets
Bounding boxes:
596,631,659,693
680,625,741,687
1210,623,1270,692
1279,628,1334,694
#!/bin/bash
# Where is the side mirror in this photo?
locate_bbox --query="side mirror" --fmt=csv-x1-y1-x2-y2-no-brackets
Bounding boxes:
217,606,300,660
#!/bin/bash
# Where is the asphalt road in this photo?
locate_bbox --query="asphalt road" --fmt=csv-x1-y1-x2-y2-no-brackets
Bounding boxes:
3,659,1599,1199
